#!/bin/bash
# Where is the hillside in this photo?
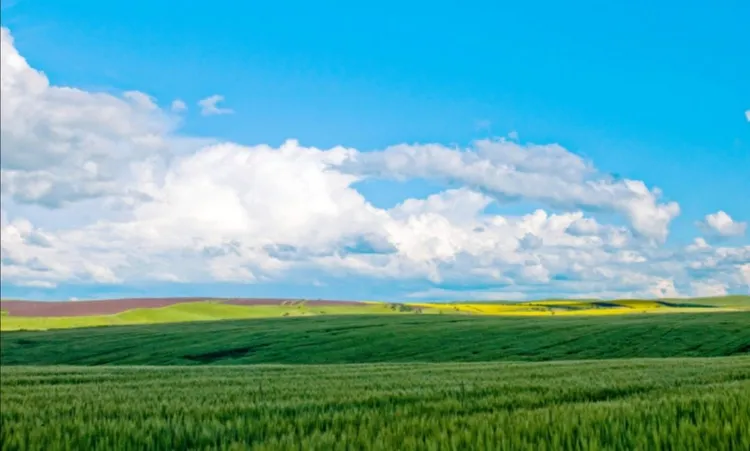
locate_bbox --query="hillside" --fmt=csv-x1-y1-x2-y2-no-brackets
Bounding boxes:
1,295,748,331
0,299,412,331
2,312,748,365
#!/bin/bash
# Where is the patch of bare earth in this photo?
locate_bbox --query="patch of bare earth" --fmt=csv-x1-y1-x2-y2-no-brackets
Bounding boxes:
0,298,209,317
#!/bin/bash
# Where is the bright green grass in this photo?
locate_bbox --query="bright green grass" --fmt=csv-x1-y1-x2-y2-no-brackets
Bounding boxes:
664,295,750,308
2,357,749,450
0,301,425,331
3,312,748,366
1,314,122,330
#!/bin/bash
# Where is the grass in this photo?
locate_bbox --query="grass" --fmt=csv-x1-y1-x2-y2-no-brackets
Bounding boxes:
663,295,750,308
2,308,749,449
3,312,748,365
3,296,748,331
0,300,421,331
2,357,749,450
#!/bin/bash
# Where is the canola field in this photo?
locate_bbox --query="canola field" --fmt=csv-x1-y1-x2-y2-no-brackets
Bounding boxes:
2,357,749,450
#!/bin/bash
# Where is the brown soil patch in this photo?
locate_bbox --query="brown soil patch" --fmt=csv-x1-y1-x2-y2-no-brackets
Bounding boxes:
0,298,207,317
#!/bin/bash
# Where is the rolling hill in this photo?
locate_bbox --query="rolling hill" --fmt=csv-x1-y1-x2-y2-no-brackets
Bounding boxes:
1,295,748,331
2,312,748,365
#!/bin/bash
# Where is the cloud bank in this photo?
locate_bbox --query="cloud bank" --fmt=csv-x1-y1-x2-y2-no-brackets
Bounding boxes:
1,27,748,299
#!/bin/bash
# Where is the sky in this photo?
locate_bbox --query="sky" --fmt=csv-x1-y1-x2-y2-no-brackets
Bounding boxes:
1,0,748,301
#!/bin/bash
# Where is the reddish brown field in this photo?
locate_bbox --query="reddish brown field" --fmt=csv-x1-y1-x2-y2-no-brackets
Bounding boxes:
0,298,368,317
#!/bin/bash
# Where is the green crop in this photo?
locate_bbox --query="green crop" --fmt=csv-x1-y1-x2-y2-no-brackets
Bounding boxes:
2,357,749,450
3,312,749,365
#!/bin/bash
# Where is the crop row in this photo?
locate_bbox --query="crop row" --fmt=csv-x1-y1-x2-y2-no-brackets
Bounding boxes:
4,312,749,365
2,357,749,450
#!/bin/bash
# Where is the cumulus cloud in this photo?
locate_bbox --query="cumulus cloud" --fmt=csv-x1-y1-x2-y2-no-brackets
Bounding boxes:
739,264,750,287
171,99,187,112
344,140,680,241
745,110,750,122
198,94,233,116
699,211,747,237
123,91,158,110
690,281,728,298
0,27,189,208
407,288,527,301
1,216,122,285
686,237,710,252
0,25,748,298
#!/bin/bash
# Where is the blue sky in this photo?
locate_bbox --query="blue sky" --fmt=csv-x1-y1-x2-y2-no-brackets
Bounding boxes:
1,1,748,301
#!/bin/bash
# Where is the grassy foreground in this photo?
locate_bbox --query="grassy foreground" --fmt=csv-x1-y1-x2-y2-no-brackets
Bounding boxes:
3,312,748,365
2,357,749,450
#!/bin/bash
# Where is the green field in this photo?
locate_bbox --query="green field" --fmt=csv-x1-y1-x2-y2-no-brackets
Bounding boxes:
2,357,749,450
2,310,749,450
0,300,421,331
3,312,749,365
2,296,748,331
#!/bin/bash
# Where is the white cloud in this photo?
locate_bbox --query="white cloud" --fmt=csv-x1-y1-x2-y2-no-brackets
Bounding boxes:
0,27,190,208
690,281,728,298
171,99,187,112
739,264,750,288
647,279,680,298
0,215,124,286
686,237,711,253
407,288,527,301
0,25,748,298
745,110,750,122
123,91,158,110
198,94,233,116
699,211,747,237
345,140,680,241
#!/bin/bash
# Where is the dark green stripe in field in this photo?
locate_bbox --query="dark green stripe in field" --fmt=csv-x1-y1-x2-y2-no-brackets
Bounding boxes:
2,312,748,365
